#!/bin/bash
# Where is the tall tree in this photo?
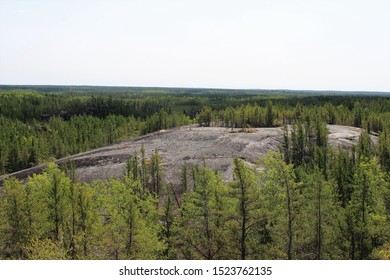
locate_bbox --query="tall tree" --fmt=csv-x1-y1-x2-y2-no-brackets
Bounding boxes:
150,150,162,195
344,158,388,259
230,157,266,259
179,167,231,259
0,178,28,258
297,167,340,259
140,145,149,192
96,178,163,259
266,100,274,127
44,163,72,244
260,151,301,259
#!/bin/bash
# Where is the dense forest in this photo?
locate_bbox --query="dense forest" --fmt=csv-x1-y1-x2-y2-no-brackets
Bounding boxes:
0,86,390,260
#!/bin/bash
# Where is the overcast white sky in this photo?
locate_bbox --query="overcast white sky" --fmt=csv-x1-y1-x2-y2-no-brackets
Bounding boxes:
0,0,389,91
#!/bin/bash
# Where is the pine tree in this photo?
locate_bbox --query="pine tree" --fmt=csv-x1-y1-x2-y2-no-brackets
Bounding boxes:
260,151,301,259
180,163,188,192
96,178,163,259
266,100,274,127
150,150,162,195
297,167,340,259
378,129,390,172
179,167,231,259
45,163,72,244
160,185,179,259
0,178,28,258
346,157,388,259
126,153,139,182
230,157,266,259
282,125,290,164
140,145,149,192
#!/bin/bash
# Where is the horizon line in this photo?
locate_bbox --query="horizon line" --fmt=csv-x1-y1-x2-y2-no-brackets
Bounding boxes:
1,84,390,94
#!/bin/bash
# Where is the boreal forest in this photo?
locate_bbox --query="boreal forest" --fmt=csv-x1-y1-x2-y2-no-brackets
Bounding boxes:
0,85,390,260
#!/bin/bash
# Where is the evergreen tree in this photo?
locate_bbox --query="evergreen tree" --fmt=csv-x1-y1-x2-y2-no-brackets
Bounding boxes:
230,158,266,259
160,185,179,259
297,167,340,259
180,163,188,192
140,145,149,191
343,158,389,259
126,153,139,182
266,100,274,127
96,178,163,259
150,150,162,195
378,129,390,172
179,167,231,259
260,151,301,259
282,125,290,164
0,178,28,258
44,163,72,244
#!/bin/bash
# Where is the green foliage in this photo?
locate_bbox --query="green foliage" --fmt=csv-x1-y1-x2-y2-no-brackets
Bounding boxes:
23,238,67,260
341,158,389,259
160,188,178,259
229,158,266,259
178,167,232,259
2,87,390,176
0,178,28,258
68,182,99,259
266,100,274,127
1,86,390,260
260,152,301,259
180,164,188,192
378,128,390,172
295,168,340,259
95,178,163,259
1,162,164,260
1,148,390,260
197,106,213,127
150,150,162,195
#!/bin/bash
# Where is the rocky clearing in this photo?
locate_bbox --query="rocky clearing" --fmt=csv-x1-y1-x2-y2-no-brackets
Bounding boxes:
1,125,375,191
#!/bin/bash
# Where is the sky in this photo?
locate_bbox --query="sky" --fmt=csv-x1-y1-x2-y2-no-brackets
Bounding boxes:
0,0,389,92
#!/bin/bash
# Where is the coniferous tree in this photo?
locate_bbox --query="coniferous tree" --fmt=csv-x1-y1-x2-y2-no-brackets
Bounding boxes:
160,185,179,259
230,158,266,259
344,157,389,259
378,129,390,172
266,100,274,127
282,125,291,164
126,153,139,182
0,178,28,258
180,163,188,192
179,167,231,259
297,167,340,259
96,178,163,259
44,163,72,244
260,151,301,259
150,150,162,195
140,145,149,191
